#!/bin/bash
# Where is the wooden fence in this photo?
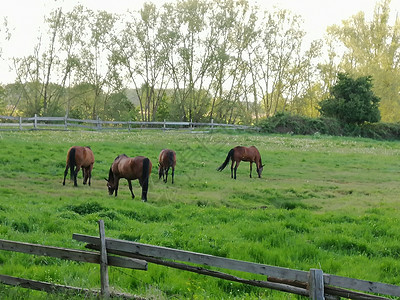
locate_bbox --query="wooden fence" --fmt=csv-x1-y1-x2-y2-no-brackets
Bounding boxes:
0,220,398,299
0,220,146,299
0,114,252,131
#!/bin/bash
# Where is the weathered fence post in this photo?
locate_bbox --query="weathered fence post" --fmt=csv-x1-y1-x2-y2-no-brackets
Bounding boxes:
34,114,38,129
163,119,166,131
64,114,68,130
309,269,324,300
97,116,102,130
211,118,214,132
19,117,22,130
98,220,110,298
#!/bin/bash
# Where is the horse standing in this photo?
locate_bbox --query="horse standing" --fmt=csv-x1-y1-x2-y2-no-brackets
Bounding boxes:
217,146,264,179
158,149,176,184
106,154,152,202
63,146,95,186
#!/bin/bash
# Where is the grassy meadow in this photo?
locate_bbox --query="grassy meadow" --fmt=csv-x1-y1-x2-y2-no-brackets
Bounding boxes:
0,129,400,299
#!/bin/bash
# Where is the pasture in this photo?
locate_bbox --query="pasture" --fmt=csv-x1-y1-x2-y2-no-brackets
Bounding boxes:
0,130,400,299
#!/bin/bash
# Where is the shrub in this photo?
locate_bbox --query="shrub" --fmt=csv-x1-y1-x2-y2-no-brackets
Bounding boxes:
319,73,381,125
258,113,400,140
258,112,342,136
359,122,400,140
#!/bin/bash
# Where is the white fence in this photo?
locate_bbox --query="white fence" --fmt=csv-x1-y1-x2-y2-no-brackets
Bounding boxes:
0,114,253,131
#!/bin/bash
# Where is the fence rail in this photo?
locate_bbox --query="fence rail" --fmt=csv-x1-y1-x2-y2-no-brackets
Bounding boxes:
0,220,146,299
0,114,253,131
74,233,399,300
0,219,398,299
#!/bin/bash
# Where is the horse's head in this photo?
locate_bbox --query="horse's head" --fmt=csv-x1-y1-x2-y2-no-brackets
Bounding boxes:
105,167,115,195
105,179,116,195
257,164,265,178
158,163,163,179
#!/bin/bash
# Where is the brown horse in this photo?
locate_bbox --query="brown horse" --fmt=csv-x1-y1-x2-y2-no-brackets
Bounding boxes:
106,154,152,201
63,146,95,186
217,146,264,179
158,149,176,184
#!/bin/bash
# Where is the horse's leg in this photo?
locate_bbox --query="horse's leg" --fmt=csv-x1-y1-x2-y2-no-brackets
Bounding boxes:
128,180,135,199
249,162,252,178
171,166,174,184
82,168,88,185
114,179,119,197
165,166,169,183
73,166,81,187
63,164,69,185
234,161,240,180
230,161,234,178
88,164,93,186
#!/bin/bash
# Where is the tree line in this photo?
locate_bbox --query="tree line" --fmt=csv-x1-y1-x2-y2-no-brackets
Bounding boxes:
0,0,399,124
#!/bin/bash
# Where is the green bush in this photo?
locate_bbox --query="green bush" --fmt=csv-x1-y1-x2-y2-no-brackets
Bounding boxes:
359,122,400,140
258,112,342,136
319,73,381,125
258,112,400,140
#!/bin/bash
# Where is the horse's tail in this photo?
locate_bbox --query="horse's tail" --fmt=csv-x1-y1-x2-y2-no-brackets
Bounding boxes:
217,148,234,171
68,147,76,179
168,150,175,167
141,158,150,201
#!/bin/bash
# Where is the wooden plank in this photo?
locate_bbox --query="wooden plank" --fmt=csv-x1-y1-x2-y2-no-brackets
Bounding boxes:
0,239,147,270
33,117,64,121
0,274,144,299
73,234,308,282
98,220,110,298
0,116,250,131
86,243,309,297
0,123,20,127
309,269,325,300
268,277,389,300
74,235,400,298
324,285,390,300
0,274,96,295
324,274,400,298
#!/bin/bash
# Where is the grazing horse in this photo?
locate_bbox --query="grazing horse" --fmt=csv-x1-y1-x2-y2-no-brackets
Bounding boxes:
158,149,176,184
63,146,94,186
217,146,264,179
106,154,152,202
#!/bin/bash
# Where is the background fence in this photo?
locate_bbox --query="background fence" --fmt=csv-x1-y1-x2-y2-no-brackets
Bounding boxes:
0,220,398,299
0,114,253,131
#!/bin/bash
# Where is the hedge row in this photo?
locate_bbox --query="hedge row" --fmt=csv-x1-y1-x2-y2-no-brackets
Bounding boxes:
258,113,400,140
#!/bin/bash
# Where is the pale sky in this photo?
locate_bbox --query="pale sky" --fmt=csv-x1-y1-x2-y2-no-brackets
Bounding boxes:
0,0,399,84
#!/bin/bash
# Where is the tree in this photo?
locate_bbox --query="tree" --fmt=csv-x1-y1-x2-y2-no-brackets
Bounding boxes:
0,17,11,61
319,73,381,125
10,7,82,117
247,8,321,119
75,9,122,120
326,0,400,122
116,3,171,122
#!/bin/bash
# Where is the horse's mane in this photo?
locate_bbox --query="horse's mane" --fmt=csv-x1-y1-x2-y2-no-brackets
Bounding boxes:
108,167,114,181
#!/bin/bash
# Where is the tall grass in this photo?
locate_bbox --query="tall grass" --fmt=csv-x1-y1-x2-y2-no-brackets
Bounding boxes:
0,130,400,299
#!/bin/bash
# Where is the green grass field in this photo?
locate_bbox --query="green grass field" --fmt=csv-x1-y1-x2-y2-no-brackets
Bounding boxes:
0,129,400,299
